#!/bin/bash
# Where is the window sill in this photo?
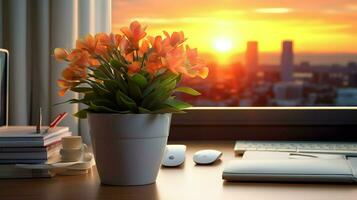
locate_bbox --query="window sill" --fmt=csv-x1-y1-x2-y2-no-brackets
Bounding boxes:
169,107,357,140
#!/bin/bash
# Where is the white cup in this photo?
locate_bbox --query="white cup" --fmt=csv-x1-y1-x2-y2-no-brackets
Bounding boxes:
60,144,87,162
62,136,83,149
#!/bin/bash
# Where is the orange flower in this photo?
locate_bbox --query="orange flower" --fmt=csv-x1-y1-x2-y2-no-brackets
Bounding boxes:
54,48,69,61
163,31,185,47
128,61,141,74
110,33,123,49
138,40,150,57
54,21,209,98
186,45,198,65
76,35,97,52
187,64,209,79
62,66,87,81
119,37,134,55
164,46,186,74
57,79,80,96
148,35,173,56
88,58,100,67
185,45,208,79
120,21,147,49
94,44,110,60
148,36,162,53
125,52,134,63
197,66,209,79
95,33,111,47
146,53,163,75
66,49,91,66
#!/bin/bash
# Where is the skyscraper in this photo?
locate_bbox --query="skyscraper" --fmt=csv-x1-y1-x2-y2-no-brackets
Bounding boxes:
245,41,258,78
281,40,294,82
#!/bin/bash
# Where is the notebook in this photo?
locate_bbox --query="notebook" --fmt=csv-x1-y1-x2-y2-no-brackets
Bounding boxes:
0,126,69,140
0,126,70,147
0,145,61,159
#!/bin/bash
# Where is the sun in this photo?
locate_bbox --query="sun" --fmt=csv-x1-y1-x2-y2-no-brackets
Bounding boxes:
213,38,233,52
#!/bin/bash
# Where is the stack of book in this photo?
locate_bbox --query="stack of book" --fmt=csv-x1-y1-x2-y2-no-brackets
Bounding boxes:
0,126,71,178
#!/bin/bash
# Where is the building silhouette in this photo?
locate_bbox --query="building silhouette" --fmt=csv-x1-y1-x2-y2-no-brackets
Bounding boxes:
245,41,258,80
281,40,294,82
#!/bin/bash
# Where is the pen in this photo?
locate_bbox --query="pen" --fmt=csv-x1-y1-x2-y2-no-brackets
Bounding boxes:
36,107,42,133
45,112,68,133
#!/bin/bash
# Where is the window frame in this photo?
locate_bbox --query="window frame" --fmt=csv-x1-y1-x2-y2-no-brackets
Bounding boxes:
169,107,357,140
0,49,9,126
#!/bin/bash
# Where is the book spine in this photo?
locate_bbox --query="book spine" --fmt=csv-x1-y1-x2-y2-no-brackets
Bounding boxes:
0,159,48,164
0,152,48,160
0,141,62,152
0,140,45,147
0,131,71,147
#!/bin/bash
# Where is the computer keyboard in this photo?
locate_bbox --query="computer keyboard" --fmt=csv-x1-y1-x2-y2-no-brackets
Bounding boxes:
234,141,357,156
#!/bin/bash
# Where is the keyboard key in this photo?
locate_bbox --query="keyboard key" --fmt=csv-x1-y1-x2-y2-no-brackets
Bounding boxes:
234,141,357,156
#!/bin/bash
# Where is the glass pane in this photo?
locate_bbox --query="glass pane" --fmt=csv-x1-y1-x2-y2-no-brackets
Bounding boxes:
112,0,357,106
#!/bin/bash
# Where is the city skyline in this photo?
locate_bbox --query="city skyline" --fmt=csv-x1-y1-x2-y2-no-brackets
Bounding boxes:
178,39,357,107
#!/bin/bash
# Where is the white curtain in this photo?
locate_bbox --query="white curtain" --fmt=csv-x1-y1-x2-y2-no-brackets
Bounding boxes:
0,0,111,143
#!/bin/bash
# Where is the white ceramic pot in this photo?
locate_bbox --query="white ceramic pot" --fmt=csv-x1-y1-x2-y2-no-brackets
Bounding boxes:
88,113,171,186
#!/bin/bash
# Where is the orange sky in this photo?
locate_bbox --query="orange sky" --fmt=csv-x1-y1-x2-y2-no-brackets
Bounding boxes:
112,0,357,55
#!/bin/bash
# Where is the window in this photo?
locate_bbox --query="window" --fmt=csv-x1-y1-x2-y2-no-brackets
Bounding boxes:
112,1,357,140
112,0,357,107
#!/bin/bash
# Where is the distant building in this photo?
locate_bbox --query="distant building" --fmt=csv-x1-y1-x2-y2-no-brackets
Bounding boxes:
273,82,303,106
281,40,294,82
336,88,357,106
245,41,258,78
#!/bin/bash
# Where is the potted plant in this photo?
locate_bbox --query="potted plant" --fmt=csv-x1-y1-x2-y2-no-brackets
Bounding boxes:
54,21,208,185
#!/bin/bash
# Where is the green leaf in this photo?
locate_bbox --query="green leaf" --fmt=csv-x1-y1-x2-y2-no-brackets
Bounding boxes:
120,96,137,112
73,109,88,119
93,68,108,79
101,64,115,79
128,79,142,102
70,87,93,93
53,98,87,106
115,90,137,112
141,79,176,109
142,73,177,97
152,107,185,114
92,99,119,110
83,92,96,101
160,73,178,87
110,59,123,69
164,98,192,110
103,80,119,92
89,102,121,113
105,77,129,95
138,107,151,114
131,73,148,89
142,78,161,97
83,79,109,95
176,74,182,84
174,87,201,96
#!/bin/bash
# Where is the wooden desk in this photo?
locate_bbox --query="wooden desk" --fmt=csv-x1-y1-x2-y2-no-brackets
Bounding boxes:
1,141,357,200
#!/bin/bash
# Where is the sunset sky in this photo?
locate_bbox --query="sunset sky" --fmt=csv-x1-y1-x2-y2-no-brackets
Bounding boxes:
112,0,357,63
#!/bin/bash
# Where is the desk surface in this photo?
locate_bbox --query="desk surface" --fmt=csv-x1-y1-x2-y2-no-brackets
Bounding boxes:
1,141,357,200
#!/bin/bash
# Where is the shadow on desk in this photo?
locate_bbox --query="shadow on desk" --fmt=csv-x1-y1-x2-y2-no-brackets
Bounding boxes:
95,183,159,200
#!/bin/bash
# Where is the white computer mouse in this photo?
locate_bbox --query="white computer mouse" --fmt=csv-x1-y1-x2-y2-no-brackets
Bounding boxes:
162,145,186,167
193,149,222,165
